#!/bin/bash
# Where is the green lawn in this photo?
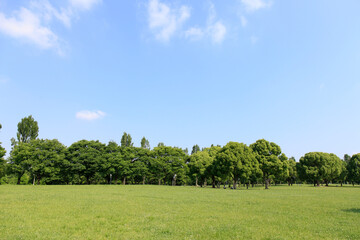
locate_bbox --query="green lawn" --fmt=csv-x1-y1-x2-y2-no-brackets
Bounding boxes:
0,185,359,240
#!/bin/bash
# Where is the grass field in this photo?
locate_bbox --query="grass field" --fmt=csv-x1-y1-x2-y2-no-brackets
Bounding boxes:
0,185,359,240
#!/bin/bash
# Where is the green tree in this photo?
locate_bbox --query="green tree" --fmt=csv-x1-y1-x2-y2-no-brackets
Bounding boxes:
9,142,33,184
151,146,188,185
140,137,150,150
191,144,200,155
16,115,39,143
66,140,106,184
298,152,342,186
121,132,133,147
189,151,212,186
250,139,285,189
344,154,351,164
214,142,260,189
287,157,297,186
157,142,165,147
28,139,66,185
347,154,360,185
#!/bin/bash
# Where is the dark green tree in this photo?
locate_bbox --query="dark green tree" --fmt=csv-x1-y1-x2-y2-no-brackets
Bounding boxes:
287,157,297,186
344,154,351,164
347,154,360,185
214,142,260,189
27,139,66,185
16,115,39,143
250,139,285,189
66,140,106,184
9,142,33,184
140,137,150,150
191,144,200,155
298,152,342,186
157,142,165,147
121,132,133,147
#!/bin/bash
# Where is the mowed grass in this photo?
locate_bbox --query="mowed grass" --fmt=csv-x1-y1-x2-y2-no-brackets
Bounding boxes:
0,185,359,240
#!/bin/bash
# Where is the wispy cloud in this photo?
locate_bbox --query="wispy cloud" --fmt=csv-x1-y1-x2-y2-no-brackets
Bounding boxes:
0,7,60,52
69,0,102,11
76,110,106,121
0,0,102,54
241,0,272,12
148,0,190,42
185,27,204,41
184,2,226,44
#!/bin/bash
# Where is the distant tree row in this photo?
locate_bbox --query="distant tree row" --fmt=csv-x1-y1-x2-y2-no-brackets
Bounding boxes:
0,116,359,188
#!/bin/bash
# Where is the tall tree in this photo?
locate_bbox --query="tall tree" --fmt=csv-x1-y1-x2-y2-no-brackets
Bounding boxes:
121,132,133,147
9,142,33,184
66,140,106,184
250,139,285,189
344,154,351,164
287,157,297,186
347,154,360,185
16,115,39,143
191,144,200,155
27,139,66,185
214,142,260,189
189,151,212,186
140,137,150,150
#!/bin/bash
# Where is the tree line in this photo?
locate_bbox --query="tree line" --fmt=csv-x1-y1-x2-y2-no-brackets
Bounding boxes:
0,115,359,188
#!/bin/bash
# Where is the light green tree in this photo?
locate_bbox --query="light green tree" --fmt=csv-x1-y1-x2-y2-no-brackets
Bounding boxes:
121,132,133,147
16,115,39,143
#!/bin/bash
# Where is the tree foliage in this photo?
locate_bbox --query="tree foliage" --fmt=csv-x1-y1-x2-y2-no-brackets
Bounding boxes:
16,115,39,143
121,132,133,147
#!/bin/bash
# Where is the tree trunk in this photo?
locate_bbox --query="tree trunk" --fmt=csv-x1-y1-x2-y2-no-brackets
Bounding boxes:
143,176,146,185
233,179,237,189
123,177,126,185
317,180,320,187
158,178,161,185
114,177,118,185
196,176,198,187
204,178,207,187
246,183,249,189
325,180,329,187
265,179,269,189
33,175,36,185
212,176,216,188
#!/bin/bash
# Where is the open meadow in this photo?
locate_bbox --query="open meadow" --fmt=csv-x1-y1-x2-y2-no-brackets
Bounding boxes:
0,185,359,240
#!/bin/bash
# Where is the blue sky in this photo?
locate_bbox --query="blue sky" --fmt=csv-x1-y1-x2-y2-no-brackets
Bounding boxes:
0,0,360,160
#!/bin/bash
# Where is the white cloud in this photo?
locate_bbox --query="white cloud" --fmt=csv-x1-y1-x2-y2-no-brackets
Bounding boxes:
241,0,272,12
148,0,190,42
0,8,60,51
76,110,106,121
185,2,226,44
185,27,204,41
240,15,247,27
0,0,101,54
69,0,102,11
209,21,226,44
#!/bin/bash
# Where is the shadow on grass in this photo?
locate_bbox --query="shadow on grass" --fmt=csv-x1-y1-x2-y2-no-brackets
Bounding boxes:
343,208,360,213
